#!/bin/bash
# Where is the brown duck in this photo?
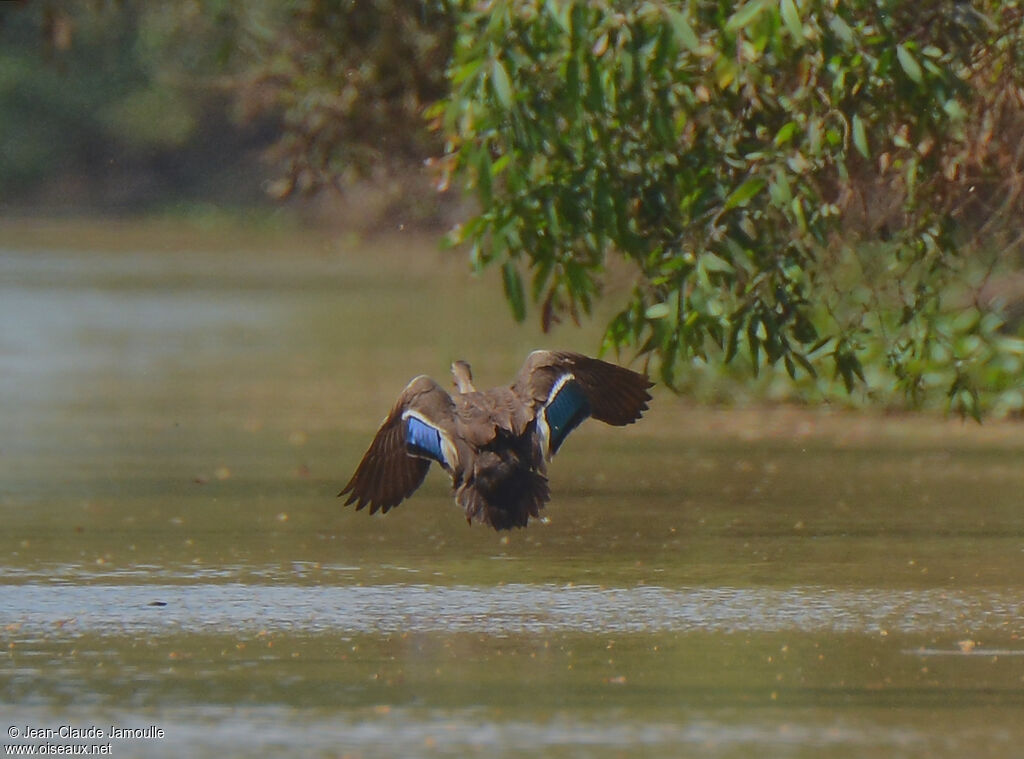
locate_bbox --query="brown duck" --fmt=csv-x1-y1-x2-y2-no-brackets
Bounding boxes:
339,350,653,530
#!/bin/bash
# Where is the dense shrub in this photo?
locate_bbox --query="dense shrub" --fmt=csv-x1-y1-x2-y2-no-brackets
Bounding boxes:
440,0,1024,415
232,0,455,197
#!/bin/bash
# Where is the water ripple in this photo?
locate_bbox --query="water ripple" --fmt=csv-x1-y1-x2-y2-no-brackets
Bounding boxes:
4,583,1023,636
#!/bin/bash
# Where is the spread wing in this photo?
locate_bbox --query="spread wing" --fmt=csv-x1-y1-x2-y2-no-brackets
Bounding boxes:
339,375,458,514
513,350,653,457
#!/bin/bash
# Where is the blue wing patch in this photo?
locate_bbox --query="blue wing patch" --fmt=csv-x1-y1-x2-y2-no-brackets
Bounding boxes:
405,415,446,464
544,378,591,454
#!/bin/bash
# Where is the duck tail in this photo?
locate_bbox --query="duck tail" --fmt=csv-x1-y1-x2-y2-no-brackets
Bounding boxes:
457,466,550,531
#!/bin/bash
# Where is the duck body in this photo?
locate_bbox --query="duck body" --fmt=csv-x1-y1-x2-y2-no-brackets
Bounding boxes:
340,350,653,530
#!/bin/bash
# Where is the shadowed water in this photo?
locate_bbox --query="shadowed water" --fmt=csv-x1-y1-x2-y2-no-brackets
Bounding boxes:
3,225,1024,758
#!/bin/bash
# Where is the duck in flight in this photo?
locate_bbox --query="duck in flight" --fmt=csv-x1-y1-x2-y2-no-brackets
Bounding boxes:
339,350,653,530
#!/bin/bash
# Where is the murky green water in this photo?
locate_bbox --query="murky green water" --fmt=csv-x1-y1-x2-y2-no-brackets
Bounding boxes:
3,222,1024,757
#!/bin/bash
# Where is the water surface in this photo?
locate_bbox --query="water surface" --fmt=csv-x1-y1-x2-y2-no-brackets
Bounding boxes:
2,224,1024,757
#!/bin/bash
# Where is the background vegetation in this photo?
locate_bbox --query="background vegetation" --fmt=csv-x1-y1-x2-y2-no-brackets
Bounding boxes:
0,1,275,210
440,0,1024,418
3,0,1023,415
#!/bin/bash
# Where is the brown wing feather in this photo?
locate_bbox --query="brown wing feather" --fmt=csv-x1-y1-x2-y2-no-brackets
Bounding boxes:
514,350,653,426
570,354,653,425
339,376,455,514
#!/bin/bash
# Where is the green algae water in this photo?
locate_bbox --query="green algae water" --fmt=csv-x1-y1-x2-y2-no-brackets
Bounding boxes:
2,222,1024,758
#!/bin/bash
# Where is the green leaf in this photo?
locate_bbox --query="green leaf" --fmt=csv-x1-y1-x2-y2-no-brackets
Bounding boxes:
780,0,803,40
725,0,770,32
774,121,799,146
502,261,526,322
724,177,767,210
747,318,762,375
834,355,853,393
660,338,679,389
566,57,581,105
833,348,865,393
791,197,807,232
474,149,493,206
793,351,817,378
725,319,742,363
792,312,818,344
896,44,923,84
547,0,571,33
943,99,967,121
699,252,734,273
491,59,514,107
850,353,866,384
645,302,672,319
852,113,869,158
828,15,854,45
585,59,605,110
784,354,796,379
490,153,511,176
451,59,483,86
769,170,793,206
663,7,700,52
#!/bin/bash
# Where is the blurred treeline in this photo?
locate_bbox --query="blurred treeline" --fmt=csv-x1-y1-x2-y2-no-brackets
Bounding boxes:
0,1,266,211
0,0,450,215
7,0,1022,242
